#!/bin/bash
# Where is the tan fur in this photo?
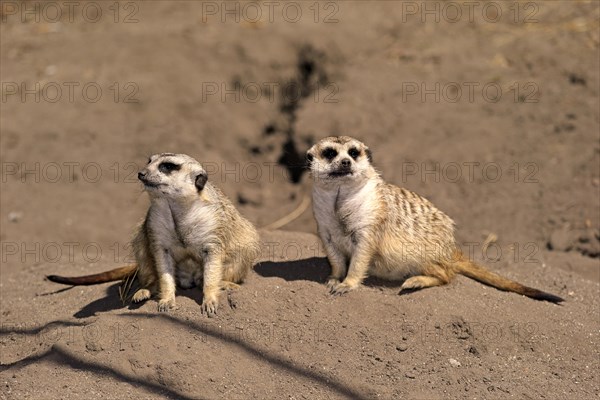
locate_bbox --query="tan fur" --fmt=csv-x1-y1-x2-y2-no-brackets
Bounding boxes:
307,136,563,303
47,153,261,316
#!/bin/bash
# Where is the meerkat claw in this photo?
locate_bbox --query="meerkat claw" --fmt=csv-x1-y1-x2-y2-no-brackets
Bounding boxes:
132,288,151,303
326,277,341,289
201,299,218,317
157,299,175,312
330,282,355,295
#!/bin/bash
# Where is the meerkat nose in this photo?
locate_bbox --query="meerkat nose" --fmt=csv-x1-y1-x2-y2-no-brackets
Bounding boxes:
341,159,351,168
138,172,146,181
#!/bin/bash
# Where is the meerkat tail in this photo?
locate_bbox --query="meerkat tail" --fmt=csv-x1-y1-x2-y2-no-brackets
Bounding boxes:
46,265,137,286
451,258,564,304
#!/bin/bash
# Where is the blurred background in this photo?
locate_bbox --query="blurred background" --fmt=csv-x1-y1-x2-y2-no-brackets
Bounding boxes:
2,1,598,248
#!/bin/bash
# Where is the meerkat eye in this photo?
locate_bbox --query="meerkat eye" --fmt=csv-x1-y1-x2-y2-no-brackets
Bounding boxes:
321,148,338,160
348,148,360,160
158,162,181,174
147,158,152,164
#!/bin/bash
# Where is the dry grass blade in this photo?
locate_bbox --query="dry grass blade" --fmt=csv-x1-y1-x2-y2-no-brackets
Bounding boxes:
262,195,311,230
482,233,498,253
119,267,138,305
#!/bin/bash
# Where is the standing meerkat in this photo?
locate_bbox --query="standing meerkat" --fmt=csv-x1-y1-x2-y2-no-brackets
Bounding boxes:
307,136,563,303
48,153,260,316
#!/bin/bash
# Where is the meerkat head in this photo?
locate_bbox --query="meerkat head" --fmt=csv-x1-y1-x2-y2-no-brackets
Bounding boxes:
306,136,374,186
138,153,208,199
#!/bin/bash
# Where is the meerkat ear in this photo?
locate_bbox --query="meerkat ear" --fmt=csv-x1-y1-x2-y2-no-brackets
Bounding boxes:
306,149,314,163
195,172,208,191
365,148,373,162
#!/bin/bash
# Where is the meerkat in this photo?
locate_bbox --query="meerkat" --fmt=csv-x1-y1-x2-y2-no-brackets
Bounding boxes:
47,153,261,316
306,136,563,303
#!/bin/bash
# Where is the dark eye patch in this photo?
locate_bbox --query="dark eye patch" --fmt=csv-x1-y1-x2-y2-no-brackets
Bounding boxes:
348,147,360,159
321,148,338,160
158,162,181,174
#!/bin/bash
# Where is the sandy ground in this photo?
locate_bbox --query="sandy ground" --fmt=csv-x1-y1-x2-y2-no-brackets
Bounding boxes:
1,1,599,399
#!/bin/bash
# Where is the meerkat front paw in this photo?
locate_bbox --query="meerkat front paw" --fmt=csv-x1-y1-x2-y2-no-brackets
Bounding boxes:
330,281,358,295
326,277,341,289
201,293,219,317
200,289,220,318
157,298,176,312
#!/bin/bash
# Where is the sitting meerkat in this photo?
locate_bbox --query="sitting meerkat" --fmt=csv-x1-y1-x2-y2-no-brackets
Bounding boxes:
307,136,563,303
48,153,260,316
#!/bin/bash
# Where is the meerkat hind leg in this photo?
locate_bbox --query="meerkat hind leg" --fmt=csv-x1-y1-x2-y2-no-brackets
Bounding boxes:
400,276,447,292
132,288,152,303
222,281,241,290
399,261,455,293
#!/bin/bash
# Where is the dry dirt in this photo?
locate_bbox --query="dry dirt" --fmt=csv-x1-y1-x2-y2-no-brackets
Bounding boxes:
1,1,599,399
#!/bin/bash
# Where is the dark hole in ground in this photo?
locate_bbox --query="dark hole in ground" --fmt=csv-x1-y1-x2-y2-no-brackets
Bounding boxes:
250,45,329,184
250,146,261,155
568,73,586,86
278,137,307,184
264,124,276,135
275,45,328,184
247,45,329,184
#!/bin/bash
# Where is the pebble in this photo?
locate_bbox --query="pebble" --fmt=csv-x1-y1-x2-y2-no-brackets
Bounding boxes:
396,344,408,352
85,341,103,352
8,211,23,223
449,358,461,367
549,226,575,251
